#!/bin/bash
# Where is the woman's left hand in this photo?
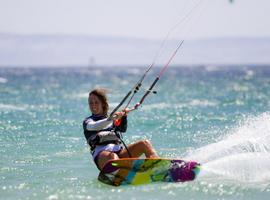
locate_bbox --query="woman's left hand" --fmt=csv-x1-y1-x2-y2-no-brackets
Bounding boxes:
122,108,130,116
112,108,129,120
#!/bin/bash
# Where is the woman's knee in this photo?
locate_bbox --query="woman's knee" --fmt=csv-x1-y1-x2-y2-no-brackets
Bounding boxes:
135,140,154,152
139,139,157,158
140,139,152,148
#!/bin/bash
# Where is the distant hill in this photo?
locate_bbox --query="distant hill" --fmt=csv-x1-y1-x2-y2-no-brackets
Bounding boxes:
0,33,269,67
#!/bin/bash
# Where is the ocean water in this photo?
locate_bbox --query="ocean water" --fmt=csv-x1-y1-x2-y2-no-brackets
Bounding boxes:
1,65,270,200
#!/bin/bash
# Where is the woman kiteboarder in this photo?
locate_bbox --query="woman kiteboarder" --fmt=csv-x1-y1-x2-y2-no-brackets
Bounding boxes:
83,88,158,171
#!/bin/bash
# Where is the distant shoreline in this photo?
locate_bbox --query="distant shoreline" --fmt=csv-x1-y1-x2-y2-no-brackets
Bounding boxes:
1,33,270,67
1,64,270,70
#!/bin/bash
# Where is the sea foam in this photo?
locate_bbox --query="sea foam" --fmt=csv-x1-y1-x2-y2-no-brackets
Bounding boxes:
186,112,270,186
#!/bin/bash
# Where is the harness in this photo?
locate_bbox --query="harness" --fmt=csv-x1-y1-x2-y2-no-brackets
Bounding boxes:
83,115,126,152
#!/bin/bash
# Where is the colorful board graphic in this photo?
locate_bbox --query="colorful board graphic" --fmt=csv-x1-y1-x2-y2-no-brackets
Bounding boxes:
98,158,200,186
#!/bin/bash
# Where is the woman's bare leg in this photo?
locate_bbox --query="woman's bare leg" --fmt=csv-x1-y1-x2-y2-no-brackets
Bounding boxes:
118,140,158,158
96,140,157,170
96,151,119,170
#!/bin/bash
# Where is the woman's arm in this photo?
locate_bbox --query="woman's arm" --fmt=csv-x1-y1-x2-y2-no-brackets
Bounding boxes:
85,118,112,131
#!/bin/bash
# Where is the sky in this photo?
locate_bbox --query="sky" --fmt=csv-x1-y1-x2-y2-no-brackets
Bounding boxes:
1,0,270,40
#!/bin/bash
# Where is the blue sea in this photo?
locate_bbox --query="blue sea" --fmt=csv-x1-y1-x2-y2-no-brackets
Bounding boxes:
1,65,270,200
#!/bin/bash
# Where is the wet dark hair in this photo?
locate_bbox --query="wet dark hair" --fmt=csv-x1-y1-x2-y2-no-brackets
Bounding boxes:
88,88,109,116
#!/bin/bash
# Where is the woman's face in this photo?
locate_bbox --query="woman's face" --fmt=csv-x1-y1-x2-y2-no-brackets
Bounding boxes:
89,94,103,115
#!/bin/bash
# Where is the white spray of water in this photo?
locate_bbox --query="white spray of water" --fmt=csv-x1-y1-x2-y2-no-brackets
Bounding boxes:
185,112,270,186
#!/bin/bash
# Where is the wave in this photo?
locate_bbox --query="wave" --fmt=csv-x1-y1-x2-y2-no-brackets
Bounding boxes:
73,92,89,99
0,103,27,111
0,77,8,83
188,99,217,107
0,103,58,112
142,100,217,111
185,112,270,186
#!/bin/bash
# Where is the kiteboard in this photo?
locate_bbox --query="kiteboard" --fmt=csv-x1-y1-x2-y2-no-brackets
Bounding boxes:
98,158,200,186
